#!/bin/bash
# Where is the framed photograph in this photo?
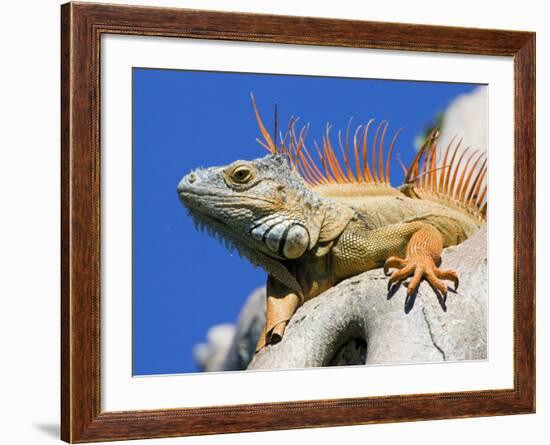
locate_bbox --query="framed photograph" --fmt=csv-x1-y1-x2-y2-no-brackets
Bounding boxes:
61,2,535,442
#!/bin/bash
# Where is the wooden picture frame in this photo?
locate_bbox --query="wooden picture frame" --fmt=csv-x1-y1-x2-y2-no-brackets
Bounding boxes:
61,2,535,442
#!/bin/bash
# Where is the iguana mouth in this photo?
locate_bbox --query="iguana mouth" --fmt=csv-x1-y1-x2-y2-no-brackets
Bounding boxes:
179,191,279,258
178,187,229,199
178,192,233,237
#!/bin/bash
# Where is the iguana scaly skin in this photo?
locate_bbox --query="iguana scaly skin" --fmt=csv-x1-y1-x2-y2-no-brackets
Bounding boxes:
177,97,486,352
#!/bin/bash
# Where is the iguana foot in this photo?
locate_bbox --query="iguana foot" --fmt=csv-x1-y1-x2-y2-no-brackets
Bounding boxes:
383,225,459,311
255,321,288,352
384,254,459,307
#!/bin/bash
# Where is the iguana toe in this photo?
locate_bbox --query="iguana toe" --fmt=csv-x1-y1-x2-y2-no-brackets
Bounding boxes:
387,263,414,285
383,256,407,275
268,321,287,345
434,268,459,291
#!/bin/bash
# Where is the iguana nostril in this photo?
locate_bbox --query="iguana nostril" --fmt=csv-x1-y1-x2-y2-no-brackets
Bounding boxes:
188,173,197,184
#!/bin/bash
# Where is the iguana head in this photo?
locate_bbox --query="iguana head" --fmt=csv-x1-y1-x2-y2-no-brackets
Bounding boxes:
177,154,354,292
178,154,322,260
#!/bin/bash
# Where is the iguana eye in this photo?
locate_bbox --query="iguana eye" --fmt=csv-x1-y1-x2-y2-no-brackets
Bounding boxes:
231,165,253,183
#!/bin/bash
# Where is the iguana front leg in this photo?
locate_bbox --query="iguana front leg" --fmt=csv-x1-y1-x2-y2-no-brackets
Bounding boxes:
334,220,459,311
256,275,300,352
384,225,459,307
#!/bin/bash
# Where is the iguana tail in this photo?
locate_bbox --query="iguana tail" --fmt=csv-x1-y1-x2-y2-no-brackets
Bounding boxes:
251,94,487,222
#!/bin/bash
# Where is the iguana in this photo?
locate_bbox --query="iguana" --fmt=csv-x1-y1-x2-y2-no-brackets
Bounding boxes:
177,96,487,352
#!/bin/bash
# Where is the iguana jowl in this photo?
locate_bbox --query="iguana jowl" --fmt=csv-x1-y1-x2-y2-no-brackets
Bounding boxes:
177,97,487,352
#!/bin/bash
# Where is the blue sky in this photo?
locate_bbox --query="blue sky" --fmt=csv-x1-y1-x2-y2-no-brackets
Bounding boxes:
132,68,480,375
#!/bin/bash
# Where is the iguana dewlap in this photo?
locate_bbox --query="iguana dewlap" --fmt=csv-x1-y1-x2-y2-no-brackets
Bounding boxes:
177,98,486,352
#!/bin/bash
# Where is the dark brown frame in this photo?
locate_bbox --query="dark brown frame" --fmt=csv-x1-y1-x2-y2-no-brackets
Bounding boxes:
61,2,536,442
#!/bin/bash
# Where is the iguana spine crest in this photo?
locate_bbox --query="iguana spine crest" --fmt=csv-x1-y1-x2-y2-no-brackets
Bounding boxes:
251,94,487,221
